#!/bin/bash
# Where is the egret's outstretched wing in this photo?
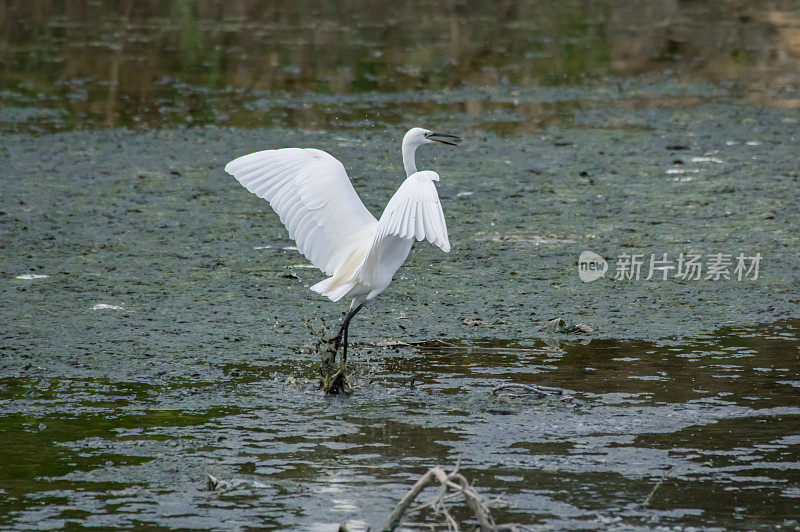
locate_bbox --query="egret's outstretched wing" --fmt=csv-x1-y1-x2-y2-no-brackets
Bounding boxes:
373,170,450,252
225,148,378,275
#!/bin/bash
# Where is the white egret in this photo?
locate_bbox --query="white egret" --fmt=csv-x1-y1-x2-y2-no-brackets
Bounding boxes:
225,127,459,364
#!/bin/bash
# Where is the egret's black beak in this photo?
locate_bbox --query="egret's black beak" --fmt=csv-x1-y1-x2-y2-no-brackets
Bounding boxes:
425,132,461,146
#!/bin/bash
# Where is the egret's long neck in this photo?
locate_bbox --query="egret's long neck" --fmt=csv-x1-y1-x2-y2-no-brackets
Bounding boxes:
402,139,418,176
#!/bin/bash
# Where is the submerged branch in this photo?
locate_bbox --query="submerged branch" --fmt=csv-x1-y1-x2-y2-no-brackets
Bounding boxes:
372,339,554,355
640,466,673,508
382,463,497,531
491,383,565,398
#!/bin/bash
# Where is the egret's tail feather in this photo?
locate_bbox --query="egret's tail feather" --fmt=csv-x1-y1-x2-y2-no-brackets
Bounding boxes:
310,277,332,296
310,277,352,302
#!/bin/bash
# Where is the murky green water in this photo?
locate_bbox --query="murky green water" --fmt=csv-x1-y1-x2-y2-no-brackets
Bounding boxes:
2,1,799,529
1,321,799,529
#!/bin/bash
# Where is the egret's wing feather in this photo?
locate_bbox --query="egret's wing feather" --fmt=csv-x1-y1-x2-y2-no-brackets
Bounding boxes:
225,148,378,275
374,171,450,252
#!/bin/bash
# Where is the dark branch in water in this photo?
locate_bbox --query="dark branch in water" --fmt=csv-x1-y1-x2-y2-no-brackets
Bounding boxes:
491,383,565,398
372,339,557,355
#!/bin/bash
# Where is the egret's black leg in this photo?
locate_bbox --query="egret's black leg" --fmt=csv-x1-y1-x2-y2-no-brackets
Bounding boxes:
342,322,349,365
334,302,365,365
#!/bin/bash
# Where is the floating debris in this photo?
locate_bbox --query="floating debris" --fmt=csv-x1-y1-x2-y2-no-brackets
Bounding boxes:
691,156,723,163
492,382,567,399
544,317,593,334
204,474,229,491
375,340,411,348
15,274,48,280
462,317,487,327
666,168,699,174
483,232,576,244
92,303,124,311
253,245,272,250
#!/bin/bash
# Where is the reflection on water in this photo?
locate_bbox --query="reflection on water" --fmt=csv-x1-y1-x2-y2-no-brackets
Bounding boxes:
1,0,799,132
1,320,798,529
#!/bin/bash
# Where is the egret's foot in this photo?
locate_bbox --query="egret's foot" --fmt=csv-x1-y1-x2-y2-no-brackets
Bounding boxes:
316,334,352,394
320,362,352,395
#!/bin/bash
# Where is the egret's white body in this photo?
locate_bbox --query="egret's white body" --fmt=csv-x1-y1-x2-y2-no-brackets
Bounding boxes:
225,127,457,356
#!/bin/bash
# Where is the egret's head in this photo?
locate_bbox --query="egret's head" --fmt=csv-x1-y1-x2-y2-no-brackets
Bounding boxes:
404,127,460,147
